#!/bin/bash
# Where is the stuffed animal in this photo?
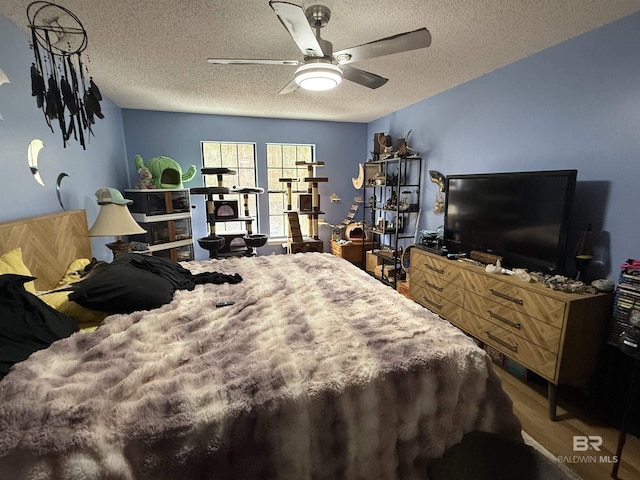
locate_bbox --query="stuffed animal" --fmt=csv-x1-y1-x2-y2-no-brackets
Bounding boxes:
135,166,155,189
134,155,197,189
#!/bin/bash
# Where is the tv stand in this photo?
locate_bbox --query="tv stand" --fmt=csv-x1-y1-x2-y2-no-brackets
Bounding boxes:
410,246,613,420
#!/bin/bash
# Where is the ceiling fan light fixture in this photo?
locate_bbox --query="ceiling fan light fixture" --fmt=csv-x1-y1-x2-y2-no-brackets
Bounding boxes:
294,63,343,91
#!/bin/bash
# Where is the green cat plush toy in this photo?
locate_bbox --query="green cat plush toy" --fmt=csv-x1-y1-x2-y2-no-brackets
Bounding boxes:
134,154,197,189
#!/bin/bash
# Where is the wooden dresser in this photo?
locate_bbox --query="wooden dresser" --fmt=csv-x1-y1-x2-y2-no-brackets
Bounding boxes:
410,246,613,420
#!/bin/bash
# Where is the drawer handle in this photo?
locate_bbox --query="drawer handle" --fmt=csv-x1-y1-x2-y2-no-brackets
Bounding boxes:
422,297,443,310
423,280,444,292
489,289,523,305
486,332,518,352
489,310,521,329
424,264,444,275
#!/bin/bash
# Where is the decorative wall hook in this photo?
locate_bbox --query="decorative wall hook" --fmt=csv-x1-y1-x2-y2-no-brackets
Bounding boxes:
27,138,45,186
0,68,9,86
27,1,103,149
429,170,446,215
0,67,9,120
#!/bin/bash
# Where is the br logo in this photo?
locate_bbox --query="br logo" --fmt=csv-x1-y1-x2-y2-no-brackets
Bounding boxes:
573,435,603,452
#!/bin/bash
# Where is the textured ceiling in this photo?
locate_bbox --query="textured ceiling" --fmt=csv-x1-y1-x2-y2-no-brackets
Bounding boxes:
2,0,640,123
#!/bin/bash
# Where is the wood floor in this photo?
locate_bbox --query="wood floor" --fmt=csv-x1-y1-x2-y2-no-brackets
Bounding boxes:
497,366,640,480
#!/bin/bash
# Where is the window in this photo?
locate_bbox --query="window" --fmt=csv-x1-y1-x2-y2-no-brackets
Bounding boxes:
266,143,314,238
200,142,315,239
201,142,257,233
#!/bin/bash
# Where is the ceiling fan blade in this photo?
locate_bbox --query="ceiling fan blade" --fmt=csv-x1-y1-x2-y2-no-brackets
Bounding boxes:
269,1,324,57
207,58,300,65
341,65,388,89
333,27,431,65
278,78,300,95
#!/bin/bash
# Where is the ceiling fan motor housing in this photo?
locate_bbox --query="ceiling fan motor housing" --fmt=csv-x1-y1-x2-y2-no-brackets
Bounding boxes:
305,4,331,28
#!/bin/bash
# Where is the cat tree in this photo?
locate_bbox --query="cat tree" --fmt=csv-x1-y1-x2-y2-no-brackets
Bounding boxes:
280,161,327,254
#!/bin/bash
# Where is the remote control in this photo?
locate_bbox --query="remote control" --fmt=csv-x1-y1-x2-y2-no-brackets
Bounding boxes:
216,301,235,308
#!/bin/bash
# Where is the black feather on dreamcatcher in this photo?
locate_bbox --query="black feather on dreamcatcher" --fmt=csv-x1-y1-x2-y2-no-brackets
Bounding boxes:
28,1,104,149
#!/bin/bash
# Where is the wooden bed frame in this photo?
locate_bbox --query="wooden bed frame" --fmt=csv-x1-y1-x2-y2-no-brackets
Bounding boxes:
0,210,91,291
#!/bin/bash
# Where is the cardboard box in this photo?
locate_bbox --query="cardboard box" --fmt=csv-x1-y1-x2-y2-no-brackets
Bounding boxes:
374,264,397,282
331,241,372,266
397,280,410,298
366,250,382,273
374,264,383,277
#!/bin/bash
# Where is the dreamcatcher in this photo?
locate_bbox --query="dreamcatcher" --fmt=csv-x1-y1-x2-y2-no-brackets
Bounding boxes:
28,1,103,149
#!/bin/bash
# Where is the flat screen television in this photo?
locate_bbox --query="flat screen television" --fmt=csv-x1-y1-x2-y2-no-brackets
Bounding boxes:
443,169,577,274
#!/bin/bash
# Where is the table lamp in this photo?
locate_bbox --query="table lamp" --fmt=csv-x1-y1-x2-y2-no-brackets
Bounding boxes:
88,188,146,258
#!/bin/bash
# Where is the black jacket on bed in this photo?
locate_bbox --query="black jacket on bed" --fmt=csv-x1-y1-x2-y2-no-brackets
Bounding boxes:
128,254,242,290
0,274,78,379
68,254,242,314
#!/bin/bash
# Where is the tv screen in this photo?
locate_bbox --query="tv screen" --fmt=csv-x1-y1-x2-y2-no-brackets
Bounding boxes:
443,169,577,274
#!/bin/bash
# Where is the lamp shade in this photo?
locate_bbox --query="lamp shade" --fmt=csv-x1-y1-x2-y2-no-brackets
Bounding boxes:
88,203,146,237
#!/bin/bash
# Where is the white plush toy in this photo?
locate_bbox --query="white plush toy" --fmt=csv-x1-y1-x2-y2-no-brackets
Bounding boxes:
135,166,155,189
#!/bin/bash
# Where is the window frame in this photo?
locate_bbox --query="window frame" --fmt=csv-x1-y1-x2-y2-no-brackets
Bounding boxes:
265,143,316,240
200,141,258,234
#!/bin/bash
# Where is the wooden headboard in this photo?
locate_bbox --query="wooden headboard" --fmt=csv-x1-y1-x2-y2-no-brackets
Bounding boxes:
0,210,92,291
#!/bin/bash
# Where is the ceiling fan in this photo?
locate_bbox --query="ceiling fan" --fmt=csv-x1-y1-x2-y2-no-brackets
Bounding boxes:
207,1,431,94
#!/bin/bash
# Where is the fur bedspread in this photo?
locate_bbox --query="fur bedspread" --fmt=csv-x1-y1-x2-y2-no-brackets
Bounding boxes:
0,253,521,479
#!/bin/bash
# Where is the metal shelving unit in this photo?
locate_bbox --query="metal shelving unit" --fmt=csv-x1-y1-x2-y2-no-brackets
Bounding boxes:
362,156,422,288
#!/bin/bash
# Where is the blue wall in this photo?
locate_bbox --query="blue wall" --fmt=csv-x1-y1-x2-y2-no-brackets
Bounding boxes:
369,12,640,279
122,110,367,259
0,15,129,260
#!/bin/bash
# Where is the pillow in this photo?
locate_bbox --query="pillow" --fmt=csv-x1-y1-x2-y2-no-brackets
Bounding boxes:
0,274,78,379
0,248,36,293
57,258,92,287
68,254,175,314
38,258,107,327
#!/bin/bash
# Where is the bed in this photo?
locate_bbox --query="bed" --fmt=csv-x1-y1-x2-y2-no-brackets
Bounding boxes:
0,210,522,480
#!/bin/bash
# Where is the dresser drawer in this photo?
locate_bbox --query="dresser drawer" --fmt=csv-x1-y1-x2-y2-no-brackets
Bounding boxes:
126,189,190,216
130,218,192,245
410,267,464,307
465,313,558,381
153,243,194,262
410,283,463,324
464,290,561,352
461,269,566,328
411,249,461,285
